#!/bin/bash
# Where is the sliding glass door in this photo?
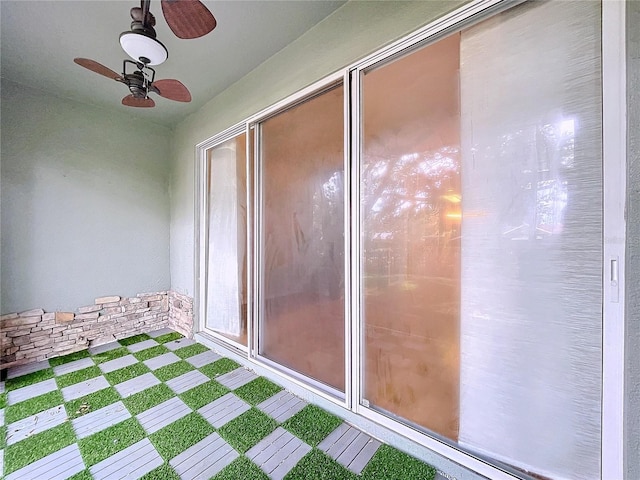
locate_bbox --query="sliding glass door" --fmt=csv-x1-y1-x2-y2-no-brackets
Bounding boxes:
204,133,248,347
199,1,618,478
359,1,602,479
257,83,346,393
360,33,462,439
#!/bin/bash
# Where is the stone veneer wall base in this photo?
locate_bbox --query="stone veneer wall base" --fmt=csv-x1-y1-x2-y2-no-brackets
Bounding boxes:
0,290,194,369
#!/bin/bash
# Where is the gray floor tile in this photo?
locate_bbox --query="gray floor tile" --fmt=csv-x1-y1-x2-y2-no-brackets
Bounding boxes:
114,372,160,398
170,432,238,480
0,381,5,394
216,367,258,390
88,341,120,355
318,423,380,474
53,357,95,377
336,431,376,470
271,442,312,480
321,424,359,458
164,338,196,351
317,423,350,451
144,352,180,371
7,359,50,379
257,390,306,422
148,327,175,338
247,427,311,480
0,408,4,427
137,397,191,434
186,350,221,368
246,427,292,463
348,437,382,474
61,376,110,402
198,392,251,428
127,339,159,353
72,401,131,439
8,378,57,405
7,405,67,445
0,449,3,479
5,443,84,480
98,354,138,374
90,438,163,480
166,370,209,394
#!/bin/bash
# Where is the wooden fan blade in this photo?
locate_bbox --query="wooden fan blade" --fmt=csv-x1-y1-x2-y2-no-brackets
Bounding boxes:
122,95,155,108
161,0,216,39
74,58,121,80
151,79,192,102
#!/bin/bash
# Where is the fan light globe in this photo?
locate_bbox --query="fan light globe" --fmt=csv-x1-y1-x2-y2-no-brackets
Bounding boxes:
119,32,168,66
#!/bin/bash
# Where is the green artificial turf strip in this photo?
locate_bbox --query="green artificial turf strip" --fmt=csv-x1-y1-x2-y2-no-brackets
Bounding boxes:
282,404,343,447
118,333,151,346
174,343,209,359
0,424,6,449
234,377,282,405
5,390,65,424
65,387,121,420
139,462,181,480
67,470,94,480
360,444,436,480
49,349,91,367
92,346,129,364
149,412,214,460
104,362,150,385
79,417,146,467
154,332,183,344
200,358,240,379
154,360,194,382
218,408,278,453
133,344,170,362
0,392,6,409
56,365,101,389
214,455,269,480
284,449,358,480
123,383,175,416
179,380,228,410
4,422,76,475
5,368,54,391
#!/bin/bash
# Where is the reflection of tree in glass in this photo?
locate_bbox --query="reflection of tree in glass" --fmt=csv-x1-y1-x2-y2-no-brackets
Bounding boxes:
495,117,574,240
363,145,460,235
363,144,461,279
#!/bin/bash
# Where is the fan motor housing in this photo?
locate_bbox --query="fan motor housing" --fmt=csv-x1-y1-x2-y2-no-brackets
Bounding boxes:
125,71,147,98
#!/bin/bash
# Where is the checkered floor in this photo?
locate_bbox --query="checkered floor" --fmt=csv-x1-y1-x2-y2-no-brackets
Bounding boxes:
0,329,431,480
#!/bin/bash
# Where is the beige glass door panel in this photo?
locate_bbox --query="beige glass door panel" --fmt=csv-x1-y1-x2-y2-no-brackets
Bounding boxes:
258,85,346,392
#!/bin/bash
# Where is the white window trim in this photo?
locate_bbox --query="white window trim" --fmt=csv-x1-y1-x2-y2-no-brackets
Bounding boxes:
194,122,250,353
247,71,351,408
601,0,627,479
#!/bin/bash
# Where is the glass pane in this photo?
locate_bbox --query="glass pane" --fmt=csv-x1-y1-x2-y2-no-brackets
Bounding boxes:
206,133,248,346
458,2,602,479
361,34,462,440
259,85,345,392
361,1,602,478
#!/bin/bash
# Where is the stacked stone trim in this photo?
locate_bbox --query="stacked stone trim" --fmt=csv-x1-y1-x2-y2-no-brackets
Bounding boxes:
167,290,194,338
0,290,194,370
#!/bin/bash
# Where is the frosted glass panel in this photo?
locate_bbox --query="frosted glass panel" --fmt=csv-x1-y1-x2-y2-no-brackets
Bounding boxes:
206,134,247,346
259,85,345,392
361,34,461,439
458,2,602,479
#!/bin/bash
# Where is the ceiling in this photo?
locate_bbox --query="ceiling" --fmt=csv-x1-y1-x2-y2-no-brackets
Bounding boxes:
0,0,345,127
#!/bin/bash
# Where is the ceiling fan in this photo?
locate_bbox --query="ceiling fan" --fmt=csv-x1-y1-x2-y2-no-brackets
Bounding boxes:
74,0,216,108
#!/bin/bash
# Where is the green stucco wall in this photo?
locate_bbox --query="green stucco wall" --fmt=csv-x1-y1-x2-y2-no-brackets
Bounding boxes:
1,81,172,314
625,1,639,479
